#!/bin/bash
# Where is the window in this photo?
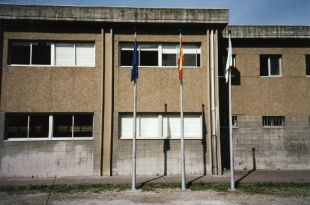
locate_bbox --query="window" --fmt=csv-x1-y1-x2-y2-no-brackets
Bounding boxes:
262,116,285,127
119,43,201,67
119,113,202,139
8,41,95,67
5,113,93,140
220,115,238,128
306,55,310,76
219,55,236,77
260,55,282,77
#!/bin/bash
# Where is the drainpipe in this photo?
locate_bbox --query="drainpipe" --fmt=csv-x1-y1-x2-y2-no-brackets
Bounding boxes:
210,29,218,175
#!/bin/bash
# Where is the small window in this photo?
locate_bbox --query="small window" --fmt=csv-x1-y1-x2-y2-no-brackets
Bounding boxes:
260,55,282,77
232,116,238,128
306,55,310,76
262,116,285,127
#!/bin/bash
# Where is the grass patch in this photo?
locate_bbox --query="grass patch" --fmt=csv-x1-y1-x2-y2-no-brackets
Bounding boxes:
1,182,310,197
238,182,310,197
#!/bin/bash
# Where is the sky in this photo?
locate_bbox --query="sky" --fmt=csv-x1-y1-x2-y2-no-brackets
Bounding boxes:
0,0,309,25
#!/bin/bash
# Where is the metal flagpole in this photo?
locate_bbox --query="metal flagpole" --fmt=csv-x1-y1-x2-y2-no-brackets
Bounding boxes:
179,31,186,190
132,31,137,191
228,31,235,191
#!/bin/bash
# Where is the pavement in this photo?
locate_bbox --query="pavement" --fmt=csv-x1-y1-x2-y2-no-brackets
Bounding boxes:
0,170,309,188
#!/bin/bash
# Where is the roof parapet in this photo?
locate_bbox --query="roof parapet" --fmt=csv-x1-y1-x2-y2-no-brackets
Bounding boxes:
0,4,228,24
223,26,310,38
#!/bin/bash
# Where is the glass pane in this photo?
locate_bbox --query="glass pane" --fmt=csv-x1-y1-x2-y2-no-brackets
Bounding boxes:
9,42,30,65
260,55,269,76
53,115,72,137
140,51,158,66
162,54,176,66
139,114,158,138
120,50,136,66
270,56,280,75
29,115,49,138
73,114,93,137
32,43,51,65
184,54,196,66
6,114,28,138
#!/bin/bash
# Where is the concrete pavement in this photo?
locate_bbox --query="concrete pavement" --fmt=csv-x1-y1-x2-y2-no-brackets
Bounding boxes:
0,170,309,188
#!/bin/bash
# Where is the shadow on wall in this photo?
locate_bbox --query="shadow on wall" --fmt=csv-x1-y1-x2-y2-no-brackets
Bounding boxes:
235,147,256,188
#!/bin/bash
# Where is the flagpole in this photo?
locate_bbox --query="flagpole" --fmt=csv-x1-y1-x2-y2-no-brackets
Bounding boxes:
179,31,186,190
228,31,235,191
132,31,137,191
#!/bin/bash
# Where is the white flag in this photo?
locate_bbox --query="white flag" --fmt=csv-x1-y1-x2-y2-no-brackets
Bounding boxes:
225,34,232,83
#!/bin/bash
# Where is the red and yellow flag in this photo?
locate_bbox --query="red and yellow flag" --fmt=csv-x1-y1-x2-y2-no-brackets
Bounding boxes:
178,35,184,80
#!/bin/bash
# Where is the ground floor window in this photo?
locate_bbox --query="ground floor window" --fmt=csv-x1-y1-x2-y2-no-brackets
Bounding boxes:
5,113,93,140
262,116,285,127
119,113,202,139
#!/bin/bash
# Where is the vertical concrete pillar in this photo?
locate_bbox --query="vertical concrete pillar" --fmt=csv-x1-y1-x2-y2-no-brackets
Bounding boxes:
102,28,113,176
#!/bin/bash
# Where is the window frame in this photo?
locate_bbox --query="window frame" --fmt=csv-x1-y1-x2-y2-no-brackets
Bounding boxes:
260,55,282,77
119,113,203,140
8,40,96,67
4,113,94,141
119,43,201,68
262,116,285,128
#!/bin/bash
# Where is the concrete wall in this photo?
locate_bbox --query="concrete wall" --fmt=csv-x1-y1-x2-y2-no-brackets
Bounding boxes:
0,112,102,177
230,116,310,170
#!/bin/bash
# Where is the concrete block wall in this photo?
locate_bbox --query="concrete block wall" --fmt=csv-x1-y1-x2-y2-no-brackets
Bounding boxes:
232,116,310,170
0,112,102,178
112,112,207,176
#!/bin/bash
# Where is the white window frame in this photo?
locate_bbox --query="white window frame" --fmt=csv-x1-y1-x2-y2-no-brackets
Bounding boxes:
119,43,201,68
260,55,282,77
119,113,203,139
8,41,95,67
4,114,94,141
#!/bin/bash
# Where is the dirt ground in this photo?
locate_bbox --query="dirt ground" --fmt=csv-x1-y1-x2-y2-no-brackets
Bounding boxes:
1,189,309,205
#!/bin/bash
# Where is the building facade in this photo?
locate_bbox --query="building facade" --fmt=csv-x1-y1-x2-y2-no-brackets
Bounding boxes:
0,5,309,178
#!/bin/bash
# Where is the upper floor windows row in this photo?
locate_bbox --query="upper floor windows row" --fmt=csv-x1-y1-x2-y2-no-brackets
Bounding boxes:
8,41,95,67
119,43,201,67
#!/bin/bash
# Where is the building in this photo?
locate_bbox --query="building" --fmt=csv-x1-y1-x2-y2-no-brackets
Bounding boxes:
0,4,309,178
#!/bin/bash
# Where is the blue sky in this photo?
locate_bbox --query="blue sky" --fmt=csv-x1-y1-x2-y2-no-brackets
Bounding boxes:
0,0,309,25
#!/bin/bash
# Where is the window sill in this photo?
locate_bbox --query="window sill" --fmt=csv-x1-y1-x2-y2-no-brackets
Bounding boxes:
119,137,202,140
4,137,94,142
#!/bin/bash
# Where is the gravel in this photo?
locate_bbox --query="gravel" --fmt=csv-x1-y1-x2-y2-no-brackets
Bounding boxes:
1,189,309,205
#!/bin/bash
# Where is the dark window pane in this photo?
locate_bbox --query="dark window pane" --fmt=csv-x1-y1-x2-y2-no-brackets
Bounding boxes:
53,115,72,137
260,55,269,76
197,54,200,67
74,115,93,137
120,50,134,66
183,54,196,66
6,114,28,138
162,54,176,66
32,43,51,65
140,51,158,66
29,115,49,138
306,55,310,76
270,56,280,75
10,42,30,65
